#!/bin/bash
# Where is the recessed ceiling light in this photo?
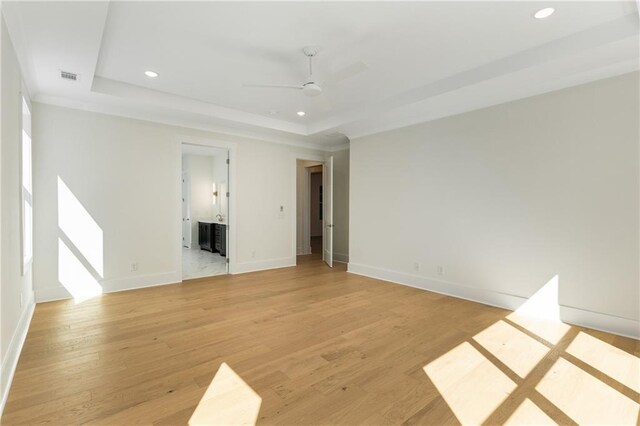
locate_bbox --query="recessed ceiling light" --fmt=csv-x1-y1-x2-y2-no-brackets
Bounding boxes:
534,7,555,19
268,110,278,115
145,70,159,78
297,111,306,116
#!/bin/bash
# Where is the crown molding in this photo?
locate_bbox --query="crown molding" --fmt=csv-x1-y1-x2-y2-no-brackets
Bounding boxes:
33,94,340,152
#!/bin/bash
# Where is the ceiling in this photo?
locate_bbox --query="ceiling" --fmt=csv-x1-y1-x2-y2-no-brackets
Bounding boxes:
3,1,639,149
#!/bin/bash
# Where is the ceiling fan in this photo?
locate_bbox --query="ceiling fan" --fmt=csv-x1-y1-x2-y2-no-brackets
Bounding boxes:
242,46,365,98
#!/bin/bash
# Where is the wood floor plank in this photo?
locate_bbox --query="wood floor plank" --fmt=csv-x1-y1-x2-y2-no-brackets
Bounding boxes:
2,249,638,425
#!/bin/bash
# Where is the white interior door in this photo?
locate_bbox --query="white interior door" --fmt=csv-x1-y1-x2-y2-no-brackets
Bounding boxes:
224,150,229,273
182,172,191,248
323,155,334,267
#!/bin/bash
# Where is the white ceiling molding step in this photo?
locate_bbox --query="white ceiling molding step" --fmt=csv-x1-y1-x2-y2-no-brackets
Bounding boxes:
3,2,638,148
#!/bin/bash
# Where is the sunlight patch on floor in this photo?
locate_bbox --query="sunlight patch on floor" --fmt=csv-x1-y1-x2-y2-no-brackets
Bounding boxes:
504,399,557,426
189,362,262,426
423,342,517,425
473,320,549,378
536,357,639,425
566,331,640,393
506,275,570,344
423,273,640,425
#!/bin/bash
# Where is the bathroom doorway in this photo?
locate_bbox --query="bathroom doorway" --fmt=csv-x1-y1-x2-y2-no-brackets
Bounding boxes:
181,143,229,279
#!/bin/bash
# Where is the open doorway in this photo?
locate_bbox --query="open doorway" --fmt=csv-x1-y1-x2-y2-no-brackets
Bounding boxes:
296,157,333,266
181,143,229,279
308,165,323,259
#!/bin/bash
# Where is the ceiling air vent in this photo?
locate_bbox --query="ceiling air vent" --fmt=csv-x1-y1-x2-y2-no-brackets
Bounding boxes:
60,70,78,81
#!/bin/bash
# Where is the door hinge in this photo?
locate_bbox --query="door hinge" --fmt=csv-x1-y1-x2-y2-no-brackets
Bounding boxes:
226,258,230,263
226,159,230,165
226,192,230,197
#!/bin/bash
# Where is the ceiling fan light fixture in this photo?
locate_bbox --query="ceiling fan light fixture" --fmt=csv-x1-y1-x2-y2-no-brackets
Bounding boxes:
302,82,322,97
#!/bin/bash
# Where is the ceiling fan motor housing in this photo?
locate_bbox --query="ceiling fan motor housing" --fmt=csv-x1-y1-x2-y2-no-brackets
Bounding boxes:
302,82,322,96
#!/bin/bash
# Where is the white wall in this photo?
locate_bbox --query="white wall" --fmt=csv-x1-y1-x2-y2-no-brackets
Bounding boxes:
349,72,639,338
332,148,349,263
0,14,34,412
32,102,328,301
185,154,215,240
1,14,3,393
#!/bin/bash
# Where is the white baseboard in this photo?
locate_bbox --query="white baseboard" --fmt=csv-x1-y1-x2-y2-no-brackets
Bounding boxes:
333,252,349,263
347,262,639,339
348,263,526,311
1,291,35,416
35,271,182,303
103,271,181,294
296,246,312,255
231,256,295,274
560,305,639,339
35,286,71,303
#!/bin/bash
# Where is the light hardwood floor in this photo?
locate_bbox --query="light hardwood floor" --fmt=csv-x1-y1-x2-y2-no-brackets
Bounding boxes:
2,252,638,425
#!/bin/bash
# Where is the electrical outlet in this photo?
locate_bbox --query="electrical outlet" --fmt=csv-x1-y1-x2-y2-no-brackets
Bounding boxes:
437,265,444,276
131,262,139,272
278,205,285,218
413,262,420,271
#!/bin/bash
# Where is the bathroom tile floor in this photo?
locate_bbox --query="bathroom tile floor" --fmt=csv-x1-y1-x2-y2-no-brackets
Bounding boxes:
182,247,227,279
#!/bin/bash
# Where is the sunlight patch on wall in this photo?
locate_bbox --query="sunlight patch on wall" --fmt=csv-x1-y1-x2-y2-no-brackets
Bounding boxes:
473,320,549,378
58,238,103,303
507,275,570,344
566,331,640,393
58,176,104,277
423,342,516,425
536,357,639,425
189,362,262,426
504,399,557,426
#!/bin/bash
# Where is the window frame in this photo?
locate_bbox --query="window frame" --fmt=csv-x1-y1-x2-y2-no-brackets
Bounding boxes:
21,95,33,274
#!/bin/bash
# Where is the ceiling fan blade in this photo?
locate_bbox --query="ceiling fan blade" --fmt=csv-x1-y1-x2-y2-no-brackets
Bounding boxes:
325,61,368,86
242,84,303,90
